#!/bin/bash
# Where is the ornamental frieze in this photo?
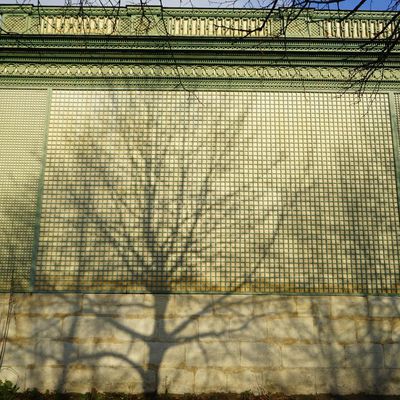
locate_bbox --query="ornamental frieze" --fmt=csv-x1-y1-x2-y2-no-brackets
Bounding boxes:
0,63,398,82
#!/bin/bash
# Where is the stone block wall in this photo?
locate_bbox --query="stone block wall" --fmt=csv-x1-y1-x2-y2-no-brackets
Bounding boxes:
0,294,399,395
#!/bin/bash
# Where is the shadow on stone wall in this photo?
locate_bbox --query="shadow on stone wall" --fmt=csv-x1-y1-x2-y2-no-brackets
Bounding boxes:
1,293,400,395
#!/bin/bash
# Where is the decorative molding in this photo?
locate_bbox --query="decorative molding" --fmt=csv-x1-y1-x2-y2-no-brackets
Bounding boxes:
0,62,399,83
2,36,395,56
40,15,119,35
0,5,397,40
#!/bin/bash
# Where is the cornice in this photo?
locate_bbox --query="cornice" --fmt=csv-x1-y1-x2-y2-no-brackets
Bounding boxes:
2,77,399,92
1,36,399,69
2,35,399,51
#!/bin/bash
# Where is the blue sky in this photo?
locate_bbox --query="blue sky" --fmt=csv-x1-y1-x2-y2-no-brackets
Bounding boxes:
0,0,394,10
334,0,393,10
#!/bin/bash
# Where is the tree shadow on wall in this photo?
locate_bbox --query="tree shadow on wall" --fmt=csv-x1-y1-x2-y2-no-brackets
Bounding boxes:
3,90,400,396
28,90,308,395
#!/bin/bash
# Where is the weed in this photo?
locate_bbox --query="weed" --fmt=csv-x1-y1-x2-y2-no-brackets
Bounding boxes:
80,388,104,400
241,391,254,400
0,380,19,400
23,388,42,400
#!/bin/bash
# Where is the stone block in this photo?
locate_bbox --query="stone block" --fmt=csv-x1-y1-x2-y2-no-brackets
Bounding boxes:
185,341,240,368
384,343,400,368
141,369,157,393
8,315,62,340
226,370,262,394
0,366,26,390
62,365,95,393
113,318,157,341
356,319,392,343
147,342,185,367
82,365,156,394
253,296,296,317
368,297,400,318
296,297,331,318
81,293,154,317
74,366,155,394
376,368,400,395
213,294,254,317
315,368,377,394
229,315,267,340
13,294,82,316
0,302,10,319
331,296,368,318
62,316,116,340
281,344,344,368
78,341,147,367
82,293,126,309
158,318,198,342
113,317,156,341
2,340,36,366
34,339,79,367
75,366,146,393
153,295,175,318
26,365,95,393
392,318,400,343
158,368,194,394
0,294,11,303
267,317,316,343
262,368,315,395
344,344,384,369
194,369,226,393
240,342,281,368
173,295,214,318
317,318,357,344
198,316,231,341
25,366,64,392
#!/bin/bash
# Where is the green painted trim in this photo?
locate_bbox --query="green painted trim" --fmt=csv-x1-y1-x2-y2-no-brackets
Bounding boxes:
29,88,52,292
1,78,400,92
1,36,399,56
2,85,400,96
389,92,400,223
2,288,400,296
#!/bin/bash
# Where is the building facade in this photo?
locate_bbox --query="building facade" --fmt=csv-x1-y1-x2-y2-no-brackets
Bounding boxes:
0,5,400,394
